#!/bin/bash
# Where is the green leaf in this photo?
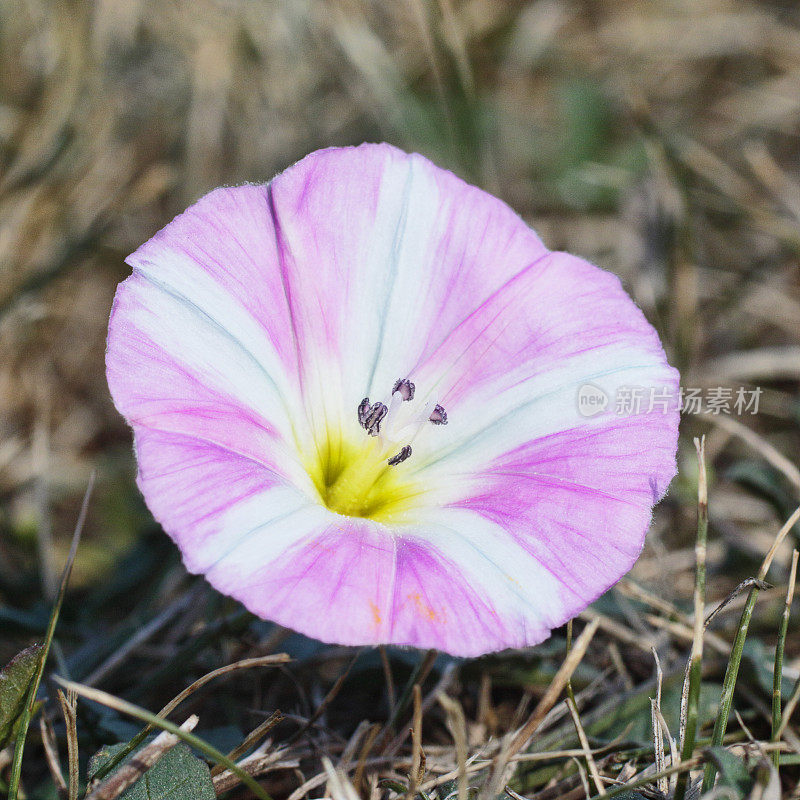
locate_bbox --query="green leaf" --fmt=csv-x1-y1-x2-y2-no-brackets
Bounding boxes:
88,742,216,800
558,78,613,167
439,785,478,800
0,645,43,748
584,671,720,745
437,779,459,800
705,746,753,798
606,793,649,800
726,461,798,524
377,779,410,795
743,639,793,699
437,778,480,800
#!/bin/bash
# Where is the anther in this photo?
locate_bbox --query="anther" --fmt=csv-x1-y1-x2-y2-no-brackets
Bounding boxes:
363,402,388,436
429,404,448,425
392,378,415,401
388,445,412,466
357,397,371,427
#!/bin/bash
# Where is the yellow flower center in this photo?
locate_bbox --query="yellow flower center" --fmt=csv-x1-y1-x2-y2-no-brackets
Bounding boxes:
305,430,422,522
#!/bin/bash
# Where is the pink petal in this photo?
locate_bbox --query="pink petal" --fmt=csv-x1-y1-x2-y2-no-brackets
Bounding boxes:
132,426,318,576
208,520,533,656
440,411,679,625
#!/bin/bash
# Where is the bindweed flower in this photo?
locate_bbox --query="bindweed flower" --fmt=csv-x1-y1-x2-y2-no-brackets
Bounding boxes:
107,143,679,656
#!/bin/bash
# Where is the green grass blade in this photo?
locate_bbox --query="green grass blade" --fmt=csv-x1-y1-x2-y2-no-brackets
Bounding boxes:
771,549,798,769
674,436,708,800
53,677,274,800
90,652,290,782
377,649,437,749
701,503,800,792
7,473,94,800
565,620,577,709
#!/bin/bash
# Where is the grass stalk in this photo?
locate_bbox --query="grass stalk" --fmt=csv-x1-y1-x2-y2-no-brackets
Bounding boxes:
483,618,600,800
701,503,800,792
378,649,437,750
211,710,284,777
566,697,605,796
91,652,289,781
53,677,274,800
778,674,800,739
772,548,798,768
57,688,79,800
674,436,707,800
7,474,94,800
565,620,577,709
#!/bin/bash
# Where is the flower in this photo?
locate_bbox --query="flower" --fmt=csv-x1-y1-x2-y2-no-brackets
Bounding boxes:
106,143,679,657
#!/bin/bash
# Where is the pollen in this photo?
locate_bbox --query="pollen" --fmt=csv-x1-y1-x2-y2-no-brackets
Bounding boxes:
410,592,441,622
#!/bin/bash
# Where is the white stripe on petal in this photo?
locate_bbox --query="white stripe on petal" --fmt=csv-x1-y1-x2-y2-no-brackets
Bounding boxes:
413,351,678,483
200,489,333,581
111,274,307,461
402,507,566,635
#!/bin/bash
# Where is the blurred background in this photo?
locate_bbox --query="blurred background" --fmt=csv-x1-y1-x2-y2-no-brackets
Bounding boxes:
3,0,800,794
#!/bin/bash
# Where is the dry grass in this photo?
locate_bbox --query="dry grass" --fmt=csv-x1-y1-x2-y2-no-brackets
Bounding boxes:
3,0,800,797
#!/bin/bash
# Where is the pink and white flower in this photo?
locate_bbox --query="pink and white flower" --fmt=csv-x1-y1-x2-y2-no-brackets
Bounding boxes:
106,143,679,657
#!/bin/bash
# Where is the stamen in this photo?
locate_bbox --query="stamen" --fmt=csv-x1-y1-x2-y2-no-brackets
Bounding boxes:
429,404,448,425
392,378,415,401
388,445,412,466
357,397,371,427
357,383,445,446
363,402,388,436
381,390,404,437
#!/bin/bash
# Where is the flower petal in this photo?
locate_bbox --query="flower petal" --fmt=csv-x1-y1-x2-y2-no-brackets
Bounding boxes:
426,412,678,634
401,251,679,642
205,516,545,656
107,262,312,489
132,427,320,574
405,251,678,471
265,143,549,429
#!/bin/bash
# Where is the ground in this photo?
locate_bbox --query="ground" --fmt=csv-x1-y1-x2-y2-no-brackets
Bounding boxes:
2,1,800,798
